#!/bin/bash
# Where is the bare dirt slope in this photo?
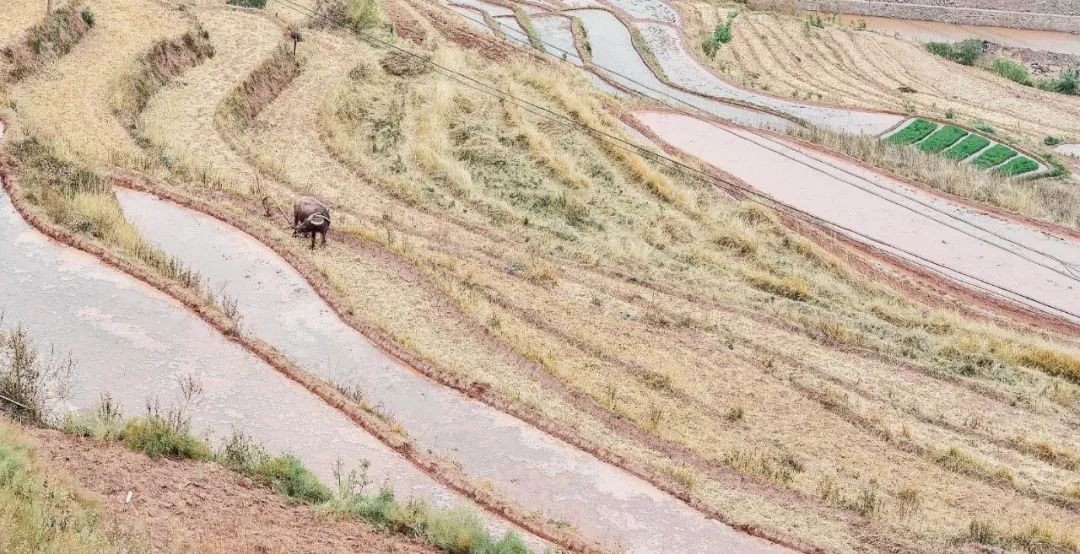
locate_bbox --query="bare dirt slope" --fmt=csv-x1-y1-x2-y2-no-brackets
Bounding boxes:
25,426,437,554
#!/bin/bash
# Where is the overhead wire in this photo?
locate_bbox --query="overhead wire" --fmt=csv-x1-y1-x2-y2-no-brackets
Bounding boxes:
447,5,1080,282
265,0,1080,321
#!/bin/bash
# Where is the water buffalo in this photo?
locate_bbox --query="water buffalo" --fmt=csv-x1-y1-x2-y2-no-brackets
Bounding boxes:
293,196,331,249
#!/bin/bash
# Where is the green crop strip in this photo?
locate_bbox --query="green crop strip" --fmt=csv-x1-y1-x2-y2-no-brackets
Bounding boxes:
971,144,1017,168
886,119,938,145
997,156,1039,176
917,125,967,153
943,134,991,160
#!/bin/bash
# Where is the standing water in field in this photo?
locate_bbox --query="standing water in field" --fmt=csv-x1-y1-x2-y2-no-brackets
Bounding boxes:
0,190,519,520
116,188,787,554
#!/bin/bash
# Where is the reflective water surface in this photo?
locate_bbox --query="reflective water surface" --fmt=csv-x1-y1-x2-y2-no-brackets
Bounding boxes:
117,188,787,553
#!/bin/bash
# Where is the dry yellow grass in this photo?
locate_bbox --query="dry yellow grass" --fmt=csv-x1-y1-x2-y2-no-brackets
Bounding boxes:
682,1,1080,147
7,0,1080,551
0,0,48,50
6,0,183,166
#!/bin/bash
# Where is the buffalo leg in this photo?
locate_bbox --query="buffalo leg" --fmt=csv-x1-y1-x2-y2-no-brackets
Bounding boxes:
310,231,316,249
320,230,327,246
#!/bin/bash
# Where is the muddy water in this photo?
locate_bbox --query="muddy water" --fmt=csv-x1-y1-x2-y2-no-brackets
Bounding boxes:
569,9,793,131
116,189,787,553
529,13,626,96
0,191,518,519
606,0,680,24
832,13,1080,56
450,6,495,35
634,110,1080,322
1056,144,1080,157
636,22,904,134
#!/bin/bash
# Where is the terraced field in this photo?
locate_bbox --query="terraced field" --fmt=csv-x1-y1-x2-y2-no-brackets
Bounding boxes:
682,2,1080,146
4,1,1080,553
884,118,1043,174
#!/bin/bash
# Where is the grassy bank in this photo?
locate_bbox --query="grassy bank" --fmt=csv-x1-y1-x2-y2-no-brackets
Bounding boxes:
62,396,532,553
2,3,94,81
5,137,199,288
0,419,138,553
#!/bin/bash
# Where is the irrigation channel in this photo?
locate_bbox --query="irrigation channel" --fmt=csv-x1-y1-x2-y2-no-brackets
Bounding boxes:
115,189,786,554
0,123,543,549
448,0,1080,324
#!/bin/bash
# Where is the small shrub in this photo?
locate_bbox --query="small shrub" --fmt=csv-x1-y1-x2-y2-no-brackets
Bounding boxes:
991,57,1031,86
1038,68,1079,96
79,6,95,27
805,14,824,29
319,460,528,552
925,39,983,66
703,14,737,57
944,108,956,119
0,327,73,424
60,394,124,441
1043,135,1063,146
121,412,211,461
973,121,996,135
252,454,331,503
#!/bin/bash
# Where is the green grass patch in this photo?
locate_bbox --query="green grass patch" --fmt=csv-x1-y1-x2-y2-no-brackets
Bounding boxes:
0,421,133,553
943,134,991,160
971,144,1017,169
924,39,983,66
120,414,212,461
996,156,1039,176
886,119,938,145
1037,68,1079,96
318,462,531,553
917,125,967,153
990,57,1031,86
703,13,736,57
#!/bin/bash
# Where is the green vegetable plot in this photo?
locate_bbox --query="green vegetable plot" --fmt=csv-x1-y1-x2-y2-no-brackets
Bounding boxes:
886,119,938,145
884,119,1040,176
997,156,1039,176
917,125,967,153
943,134,991,160
971,144,1017,168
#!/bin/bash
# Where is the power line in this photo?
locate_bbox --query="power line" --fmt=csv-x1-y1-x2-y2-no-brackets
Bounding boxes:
264,0,1080,322
447,5,1080,283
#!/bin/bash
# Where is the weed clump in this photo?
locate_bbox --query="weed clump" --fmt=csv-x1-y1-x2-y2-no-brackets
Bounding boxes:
0,327,73,424
703,13,737,58
318,461,530,553
310,0,381,32
925,39,984,66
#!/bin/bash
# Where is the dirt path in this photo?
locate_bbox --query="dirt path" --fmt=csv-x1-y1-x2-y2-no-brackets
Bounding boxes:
24,425,437,553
